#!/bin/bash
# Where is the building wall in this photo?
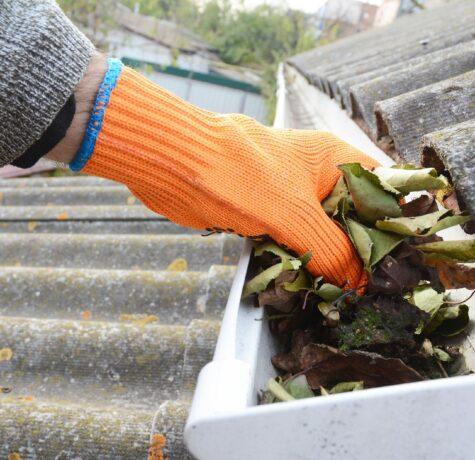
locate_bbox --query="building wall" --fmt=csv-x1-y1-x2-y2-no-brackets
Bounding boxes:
374,0,401,26
316,0,399,33
105,28,267,123
145,70,267,123
107,29,210,73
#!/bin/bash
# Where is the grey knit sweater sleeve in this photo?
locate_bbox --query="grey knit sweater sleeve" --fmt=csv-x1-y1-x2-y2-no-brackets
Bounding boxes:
0,0,95,167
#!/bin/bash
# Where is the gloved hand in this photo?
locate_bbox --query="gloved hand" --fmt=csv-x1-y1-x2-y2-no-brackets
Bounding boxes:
72,60,379,287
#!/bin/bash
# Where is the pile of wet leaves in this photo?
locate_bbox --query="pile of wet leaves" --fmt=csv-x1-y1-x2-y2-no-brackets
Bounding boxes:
242,163,475,404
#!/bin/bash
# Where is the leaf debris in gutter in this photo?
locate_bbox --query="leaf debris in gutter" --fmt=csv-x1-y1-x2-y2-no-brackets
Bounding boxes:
242,162,474,404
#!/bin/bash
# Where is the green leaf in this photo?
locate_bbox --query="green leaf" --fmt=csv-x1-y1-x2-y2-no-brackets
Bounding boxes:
411,285,444,316
267,378,295,402
433,347,452,362
415,240,475,262
315,283,343,302
322,176,348,215
285,375,314,399
373,166,448,194
425,304,470,337
242,259,301,297
298,251,312,266
346,219,373,268
339,163,402,223
313,276,323,291
426,215,471,235
254,242,293,259
346,219,403,268
320,386,330,396
329,381,364,394
365,227,404,267
318,301,340,327
376,211,469,237
283,269,312,292
375,210,448,236
411,285,444,334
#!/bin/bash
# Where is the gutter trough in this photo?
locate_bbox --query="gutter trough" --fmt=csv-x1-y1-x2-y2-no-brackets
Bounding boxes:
185,63,475,460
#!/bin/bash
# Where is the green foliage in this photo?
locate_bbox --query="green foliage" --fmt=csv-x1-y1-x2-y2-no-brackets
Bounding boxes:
121,0,199,24
57,0,117,41
59,0,319,120
194,2,317,121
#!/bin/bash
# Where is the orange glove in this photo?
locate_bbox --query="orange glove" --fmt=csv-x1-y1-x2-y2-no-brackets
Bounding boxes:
73,61,379,287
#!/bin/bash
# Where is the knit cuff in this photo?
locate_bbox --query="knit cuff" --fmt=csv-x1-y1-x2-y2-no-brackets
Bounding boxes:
70,59,124,172
0,0,95,167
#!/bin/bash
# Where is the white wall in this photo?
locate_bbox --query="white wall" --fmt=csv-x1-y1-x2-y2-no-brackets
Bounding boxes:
374,0,401,26
146,71,267,123
107,29,210,73
319,0,363,25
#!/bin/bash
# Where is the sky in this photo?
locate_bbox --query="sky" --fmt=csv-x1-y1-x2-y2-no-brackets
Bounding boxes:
232,0,386,14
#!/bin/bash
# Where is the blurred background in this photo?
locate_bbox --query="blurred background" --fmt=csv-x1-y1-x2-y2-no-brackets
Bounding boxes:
57,0,453,124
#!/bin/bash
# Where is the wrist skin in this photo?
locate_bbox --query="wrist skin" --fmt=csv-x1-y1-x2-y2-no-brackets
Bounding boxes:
46,52,108,164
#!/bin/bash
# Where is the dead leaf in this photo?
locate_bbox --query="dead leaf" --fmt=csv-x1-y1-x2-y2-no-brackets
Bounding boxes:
373,165,448,194
329,381,364,394
339,163,402,223
401,195,438,217
148,433,166,460
81,310,92,320
243,258,301,298
442,191,461,214
0,348,13,361
425,304,470,337
119,314,159,326
167,258,188,271
19,396,35,403
424,259,475,290
27,221,38,232
369,242,442,295
57,212,69,221
416,240,475,262
271,329,314,373
322,176,349,215
8,454,21,460
300,344,424,389
258,270,300,312
317,302,340,327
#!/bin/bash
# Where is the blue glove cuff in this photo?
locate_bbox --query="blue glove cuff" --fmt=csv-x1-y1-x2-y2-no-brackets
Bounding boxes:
70,58,124,172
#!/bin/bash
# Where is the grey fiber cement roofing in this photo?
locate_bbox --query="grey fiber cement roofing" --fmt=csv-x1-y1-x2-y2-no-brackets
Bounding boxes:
0,175,243,458
287,0,475,218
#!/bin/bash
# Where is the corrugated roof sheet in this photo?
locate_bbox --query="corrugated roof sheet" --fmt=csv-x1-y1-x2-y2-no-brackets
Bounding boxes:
0,175,243,458
287,0,475,217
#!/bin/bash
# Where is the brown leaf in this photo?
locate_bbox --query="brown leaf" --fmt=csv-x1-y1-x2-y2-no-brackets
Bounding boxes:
401,195,438,217
442,190,461,214
300,344,424,389
258,270,300,312
424,259,475,290
369,242,442,294
271,329,314,373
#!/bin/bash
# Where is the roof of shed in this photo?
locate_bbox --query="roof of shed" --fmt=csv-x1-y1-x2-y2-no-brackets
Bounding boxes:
0,174,242,458
115,3,217,56
287,0,475,217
